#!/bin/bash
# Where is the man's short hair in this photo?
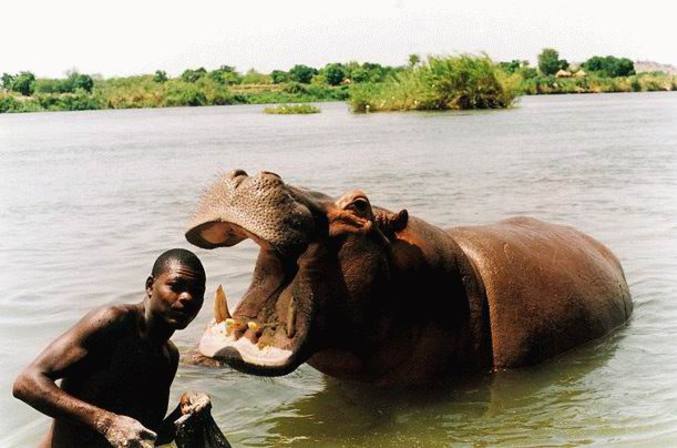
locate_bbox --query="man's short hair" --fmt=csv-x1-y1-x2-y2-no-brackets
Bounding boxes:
151,248,205,278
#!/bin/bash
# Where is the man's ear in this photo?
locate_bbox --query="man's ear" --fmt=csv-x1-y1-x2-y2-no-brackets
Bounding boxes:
145,276,154,297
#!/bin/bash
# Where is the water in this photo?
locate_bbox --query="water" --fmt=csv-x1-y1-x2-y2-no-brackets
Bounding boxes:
1,93,676,447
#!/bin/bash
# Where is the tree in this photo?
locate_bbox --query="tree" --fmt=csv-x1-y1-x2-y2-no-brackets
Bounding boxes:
323,63,346,86
181,67,207,83
2,73,14,90
408,53,421,68
349,67,369,83
208,66,241,85
519,67,538,80
70,73,94,92
288,64,318,84
583,56,635,77
538,48,566,76
12,71,36,96
153,70,168,83
615,58,635,77
271,70,289,84
499,60,523,74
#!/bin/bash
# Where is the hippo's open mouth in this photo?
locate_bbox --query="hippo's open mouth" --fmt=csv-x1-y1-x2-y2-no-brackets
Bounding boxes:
186,170,321,375
195,246,309,376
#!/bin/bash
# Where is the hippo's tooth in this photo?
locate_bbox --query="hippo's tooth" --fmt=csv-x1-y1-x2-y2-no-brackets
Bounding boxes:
286,297,296,338
225,318,236,335
247,321,260,332
213,284,231,323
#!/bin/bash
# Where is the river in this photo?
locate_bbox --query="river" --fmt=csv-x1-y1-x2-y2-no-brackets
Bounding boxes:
1,93,676,446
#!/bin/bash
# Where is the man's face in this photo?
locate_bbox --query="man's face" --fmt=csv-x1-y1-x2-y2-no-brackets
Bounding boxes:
147,261,205,329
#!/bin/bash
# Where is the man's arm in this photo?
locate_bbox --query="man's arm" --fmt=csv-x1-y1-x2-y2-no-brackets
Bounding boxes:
12,306,157,447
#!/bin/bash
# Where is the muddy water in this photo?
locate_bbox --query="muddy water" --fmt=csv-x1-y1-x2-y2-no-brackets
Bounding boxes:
1,93,676,446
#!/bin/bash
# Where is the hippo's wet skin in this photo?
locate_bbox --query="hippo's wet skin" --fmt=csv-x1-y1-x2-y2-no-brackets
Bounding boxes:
186,170,632,386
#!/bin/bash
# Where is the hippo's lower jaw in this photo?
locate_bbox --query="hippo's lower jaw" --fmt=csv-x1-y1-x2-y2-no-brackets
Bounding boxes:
198,320,301,375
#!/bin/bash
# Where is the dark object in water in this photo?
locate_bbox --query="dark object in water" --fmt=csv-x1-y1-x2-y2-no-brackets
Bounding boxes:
174,408,231,448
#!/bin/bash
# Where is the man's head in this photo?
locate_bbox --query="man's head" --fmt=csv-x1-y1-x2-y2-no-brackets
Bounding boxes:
146,248,206,330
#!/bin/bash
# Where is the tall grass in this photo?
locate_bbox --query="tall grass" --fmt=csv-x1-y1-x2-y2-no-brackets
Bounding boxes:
350,55,518,112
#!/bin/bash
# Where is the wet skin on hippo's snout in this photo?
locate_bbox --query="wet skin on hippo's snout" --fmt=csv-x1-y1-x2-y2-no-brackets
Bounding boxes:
186,170,632,386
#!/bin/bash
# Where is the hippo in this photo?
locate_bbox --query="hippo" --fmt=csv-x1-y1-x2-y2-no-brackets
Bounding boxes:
186,170,632,386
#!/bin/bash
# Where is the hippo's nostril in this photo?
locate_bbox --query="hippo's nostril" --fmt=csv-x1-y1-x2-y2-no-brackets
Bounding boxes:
232,169,248,178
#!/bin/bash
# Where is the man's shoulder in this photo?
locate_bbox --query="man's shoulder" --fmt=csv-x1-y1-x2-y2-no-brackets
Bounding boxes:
87,304,138,324
78,304,140,338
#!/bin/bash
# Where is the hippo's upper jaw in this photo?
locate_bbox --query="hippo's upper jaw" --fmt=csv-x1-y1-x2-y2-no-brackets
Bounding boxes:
186,170,319,257
186,170,324,375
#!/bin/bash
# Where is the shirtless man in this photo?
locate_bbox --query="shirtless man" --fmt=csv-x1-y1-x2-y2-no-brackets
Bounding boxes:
13,248,211,447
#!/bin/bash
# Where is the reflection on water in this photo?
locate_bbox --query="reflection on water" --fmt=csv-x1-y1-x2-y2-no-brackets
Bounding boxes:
1,93,677,446
261,331,623,448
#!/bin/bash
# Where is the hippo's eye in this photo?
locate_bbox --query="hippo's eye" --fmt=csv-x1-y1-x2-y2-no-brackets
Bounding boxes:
349,198,370,214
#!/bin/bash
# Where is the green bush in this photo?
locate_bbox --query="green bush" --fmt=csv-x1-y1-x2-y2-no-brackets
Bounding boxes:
34,72,94,94
583,56,635,77
271,70,289,84
164,82,207,106
36,91,103,111
1,73,14,90
288,65,318,84
0,94,22,112
323,63,347,86
283,82,308,94
499,60,522,74
0,93,43,112
350,55,517,112
263,103,320,114
181,68,207,83
153,70,168,83
209,66,242,85
241,69,271,85
11,71,36,96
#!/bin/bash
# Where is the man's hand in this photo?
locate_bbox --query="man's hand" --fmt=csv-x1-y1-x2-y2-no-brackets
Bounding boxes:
101,414,157,448
179,391,211,416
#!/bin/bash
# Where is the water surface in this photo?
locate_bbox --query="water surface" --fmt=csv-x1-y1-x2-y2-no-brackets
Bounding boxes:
1,93,676,446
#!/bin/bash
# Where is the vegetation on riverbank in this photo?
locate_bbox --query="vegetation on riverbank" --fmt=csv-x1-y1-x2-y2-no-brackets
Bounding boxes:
2,49,675,114
349,55,518,112
263,104,320,114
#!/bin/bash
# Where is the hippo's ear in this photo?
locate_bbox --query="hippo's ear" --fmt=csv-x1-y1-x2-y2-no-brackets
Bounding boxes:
375,209,409,237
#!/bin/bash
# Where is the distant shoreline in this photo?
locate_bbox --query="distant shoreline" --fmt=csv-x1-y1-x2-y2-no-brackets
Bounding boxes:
2,81,674,115
2,55,675,114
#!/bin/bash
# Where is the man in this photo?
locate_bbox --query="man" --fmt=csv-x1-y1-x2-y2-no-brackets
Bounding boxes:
13,248,213,447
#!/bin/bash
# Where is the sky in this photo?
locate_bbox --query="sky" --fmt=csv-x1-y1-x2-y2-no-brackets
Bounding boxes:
2,0,675,78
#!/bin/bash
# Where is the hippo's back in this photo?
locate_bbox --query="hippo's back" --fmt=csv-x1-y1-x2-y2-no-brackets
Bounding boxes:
448,217,632,368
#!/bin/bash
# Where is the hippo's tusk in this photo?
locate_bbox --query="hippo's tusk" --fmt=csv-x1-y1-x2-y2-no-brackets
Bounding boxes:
213,284,231,323
286,297,296,338
247,321,261,333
